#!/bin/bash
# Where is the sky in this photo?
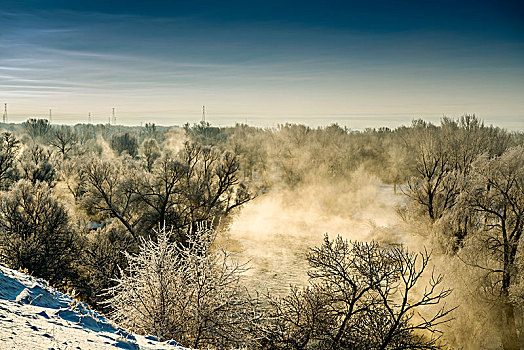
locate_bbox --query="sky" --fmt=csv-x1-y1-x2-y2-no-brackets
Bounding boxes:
1,0,523,129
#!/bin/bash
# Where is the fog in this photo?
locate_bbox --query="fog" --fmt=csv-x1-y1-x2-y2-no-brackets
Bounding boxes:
227,168,412,294
1,118,521,349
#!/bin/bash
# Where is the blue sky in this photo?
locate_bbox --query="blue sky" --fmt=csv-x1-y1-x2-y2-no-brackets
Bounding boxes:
1,0,523,128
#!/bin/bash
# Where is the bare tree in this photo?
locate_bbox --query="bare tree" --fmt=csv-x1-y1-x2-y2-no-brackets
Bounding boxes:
111,132,139,157
140,138,161,172
261,285,333,349
50,125,78,157
175,142,252,225
59,155,88,202
143,122,157,139
81,156,140,241
0,132,20,190
261,235,455,349
80,141,252,242
403,120,457,221
80,222,136,311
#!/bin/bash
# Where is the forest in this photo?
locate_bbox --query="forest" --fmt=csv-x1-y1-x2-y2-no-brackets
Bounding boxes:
0,115,523,349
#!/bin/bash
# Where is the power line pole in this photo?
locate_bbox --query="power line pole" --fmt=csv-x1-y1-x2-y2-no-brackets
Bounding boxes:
88,112,91,124
2,103,6,123
112,108,116,125
202,105,206,122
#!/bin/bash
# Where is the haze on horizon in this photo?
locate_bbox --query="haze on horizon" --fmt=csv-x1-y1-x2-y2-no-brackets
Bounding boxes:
1,0,523,129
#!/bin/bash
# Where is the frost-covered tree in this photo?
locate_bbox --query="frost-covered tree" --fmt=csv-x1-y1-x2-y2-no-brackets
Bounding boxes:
23,118,52,141
452,146,524,350
403,116,512,223
108,226,257,349
18,144,56,186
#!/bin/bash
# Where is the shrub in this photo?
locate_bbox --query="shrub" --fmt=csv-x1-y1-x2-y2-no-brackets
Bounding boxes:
108,226,257,348
0,180,77,286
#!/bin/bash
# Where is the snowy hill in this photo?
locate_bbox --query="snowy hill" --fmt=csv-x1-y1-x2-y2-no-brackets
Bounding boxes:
0,264,187,349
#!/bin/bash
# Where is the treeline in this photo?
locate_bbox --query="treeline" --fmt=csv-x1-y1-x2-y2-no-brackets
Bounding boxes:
0,116,522,349
0,119,252,310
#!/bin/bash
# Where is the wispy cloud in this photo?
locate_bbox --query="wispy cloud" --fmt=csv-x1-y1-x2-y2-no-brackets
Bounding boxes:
0,5,523,127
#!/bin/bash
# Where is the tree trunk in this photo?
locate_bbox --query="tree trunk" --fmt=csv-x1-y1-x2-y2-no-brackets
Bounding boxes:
502,303,520,350
501,243,521,350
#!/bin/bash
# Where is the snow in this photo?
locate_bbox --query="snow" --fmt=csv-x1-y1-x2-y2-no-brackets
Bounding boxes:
0,264,188,349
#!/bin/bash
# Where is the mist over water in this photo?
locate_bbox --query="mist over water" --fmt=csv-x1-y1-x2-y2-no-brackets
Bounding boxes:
227,170,408,294
225,168,491,348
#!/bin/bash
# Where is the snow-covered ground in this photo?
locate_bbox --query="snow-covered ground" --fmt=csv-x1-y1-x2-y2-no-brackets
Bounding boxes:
0,264,187,350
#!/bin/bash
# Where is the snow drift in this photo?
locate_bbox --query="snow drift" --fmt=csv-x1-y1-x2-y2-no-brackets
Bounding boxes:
0,264,187,349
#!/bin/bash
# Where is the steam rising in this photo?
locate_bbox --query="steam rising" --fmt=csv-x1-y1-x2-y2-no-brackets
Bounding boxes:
227,169,488,348
228,168,408,294
161,127,187,154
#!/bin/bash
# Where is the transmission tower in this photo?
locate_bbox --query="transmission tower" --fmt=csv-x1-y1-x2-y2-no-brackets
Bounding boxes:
88,112,91,124
2,103,6,123
112,108,116,125
202,105,206,122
